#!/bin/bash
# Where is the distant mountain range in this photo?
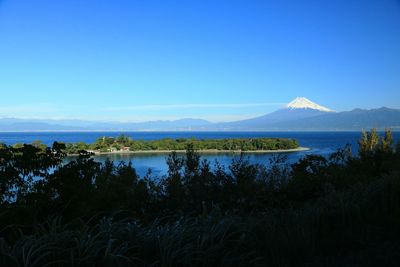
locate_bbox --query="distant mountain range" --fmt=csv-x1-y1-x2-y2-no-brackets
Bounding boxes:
0,118,212,131
1,97,399,131
209,98,400,131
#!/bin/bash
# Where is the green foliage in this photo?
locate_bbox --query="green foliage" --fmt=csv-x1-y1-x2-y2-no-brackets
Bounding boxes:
0,142,65,204
0,130,399,265
359,128,380,156
381,128,394,152
60,135,299,154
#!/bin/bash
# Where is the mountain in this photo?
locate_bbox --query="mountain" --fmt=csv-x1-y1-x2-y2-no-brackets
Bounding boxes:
0,118,212,131
0,119,83,131
0,98,399,131
206,97,400,131
88,118,212,131
212,101,400,131
285,97,333,112
268,107,400,131
213,97,334,130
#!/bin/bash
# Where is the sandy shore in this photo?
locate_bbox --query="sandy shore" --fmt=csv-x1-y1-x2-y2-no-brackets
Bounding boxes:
68,147,310,156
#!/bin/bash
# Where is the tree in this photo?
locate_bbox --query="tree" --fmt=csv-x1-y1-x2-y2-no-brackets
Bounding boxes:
396,141,400,155
164,152,185,211
381,128,394,153
32,140,47,151
368,129,379,151
116,135,132,146
359,129,379,156
358,130,368,155
183,143,200,180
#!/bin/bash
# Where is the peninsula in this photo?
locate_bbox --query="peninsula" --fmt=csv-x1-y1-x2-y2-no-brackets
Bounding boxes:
59,135,303,155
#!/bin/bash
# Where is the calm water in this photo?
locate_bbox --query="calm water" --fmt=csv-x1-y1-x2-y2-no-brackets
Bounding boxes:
1,131,399,177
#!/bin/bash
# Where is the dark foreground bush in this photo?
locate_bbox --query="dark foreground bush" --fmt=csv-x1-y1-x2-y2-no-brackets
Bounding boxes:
1,171,399,266
0,129,399,266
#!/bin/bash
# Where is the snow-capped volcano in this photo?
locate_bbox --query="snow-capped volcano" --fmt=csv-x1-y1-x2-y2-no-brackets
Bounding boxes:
216,97,335,130
285,97,333,112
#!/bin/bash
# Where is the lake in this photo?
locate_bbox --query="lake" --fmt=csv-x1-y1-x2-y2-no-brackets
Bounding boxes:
1,131,399,177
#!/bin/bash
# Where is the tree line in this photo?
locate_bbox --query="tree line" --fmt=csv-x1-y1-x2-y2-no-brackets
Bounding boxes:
0,129,399,266
10,136,300,154
58,136,299,154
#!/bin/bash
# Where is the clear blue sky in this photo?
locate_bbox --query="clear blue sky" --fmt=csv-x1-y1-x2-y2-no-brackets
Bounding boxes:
0,0,399,122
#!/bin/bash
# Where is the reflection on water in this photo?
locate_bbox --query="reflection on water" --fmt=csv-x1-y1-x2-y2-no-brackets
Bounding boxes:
82,151,312,177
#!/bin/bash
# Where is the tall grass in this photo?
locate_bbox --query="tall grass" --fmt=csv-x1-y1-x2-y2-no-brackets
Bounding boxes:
1,130,400,266
1,171,399,266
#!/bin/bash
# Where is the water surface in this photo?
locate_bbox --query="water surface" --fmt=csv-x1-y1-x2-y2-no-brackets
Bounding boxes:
1,131,399,176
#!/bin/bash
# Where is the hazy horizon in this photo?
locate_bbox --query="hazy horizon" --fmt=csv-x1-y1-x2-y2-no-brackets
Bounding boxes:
0,98,398,123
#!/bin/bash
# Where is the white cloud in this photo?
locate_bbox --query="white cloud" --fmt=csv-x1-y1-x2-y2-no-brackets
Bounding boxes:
104,102,285,111
92,114,265,123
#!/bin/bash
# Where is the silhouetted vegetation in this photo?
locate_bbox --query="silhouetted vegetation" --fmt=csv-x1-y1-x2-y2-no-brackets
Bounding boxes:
0,130,400,266
59,135,299,154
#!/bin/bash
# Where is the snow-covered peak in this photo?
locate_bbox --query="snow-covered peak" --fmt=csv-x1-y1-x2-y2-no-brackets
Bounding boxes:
285,97,333,112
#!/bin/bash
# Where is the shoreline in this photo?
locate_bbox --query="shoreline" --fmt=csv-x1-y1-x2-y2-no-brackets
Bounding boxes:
68,147,310,156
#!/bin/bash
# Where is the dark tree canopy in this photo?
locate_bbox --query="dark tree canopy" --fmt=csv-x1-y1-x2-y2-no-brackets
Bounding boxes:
0,129,399,266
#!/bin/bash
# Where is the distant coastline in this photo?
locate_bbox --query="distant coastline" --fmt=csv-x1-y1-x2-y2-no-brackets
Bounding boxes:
1,104,399,132
0,129,399,133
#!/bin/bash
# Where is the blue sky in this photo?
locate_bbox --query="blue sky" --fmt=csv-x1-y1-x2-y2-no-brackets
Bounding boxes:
0,0,399,122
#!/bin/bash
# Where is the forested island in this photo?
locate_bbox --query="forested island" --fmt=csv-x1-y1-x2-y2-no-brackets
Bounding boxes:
16,135,301,155
0,129,399,266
